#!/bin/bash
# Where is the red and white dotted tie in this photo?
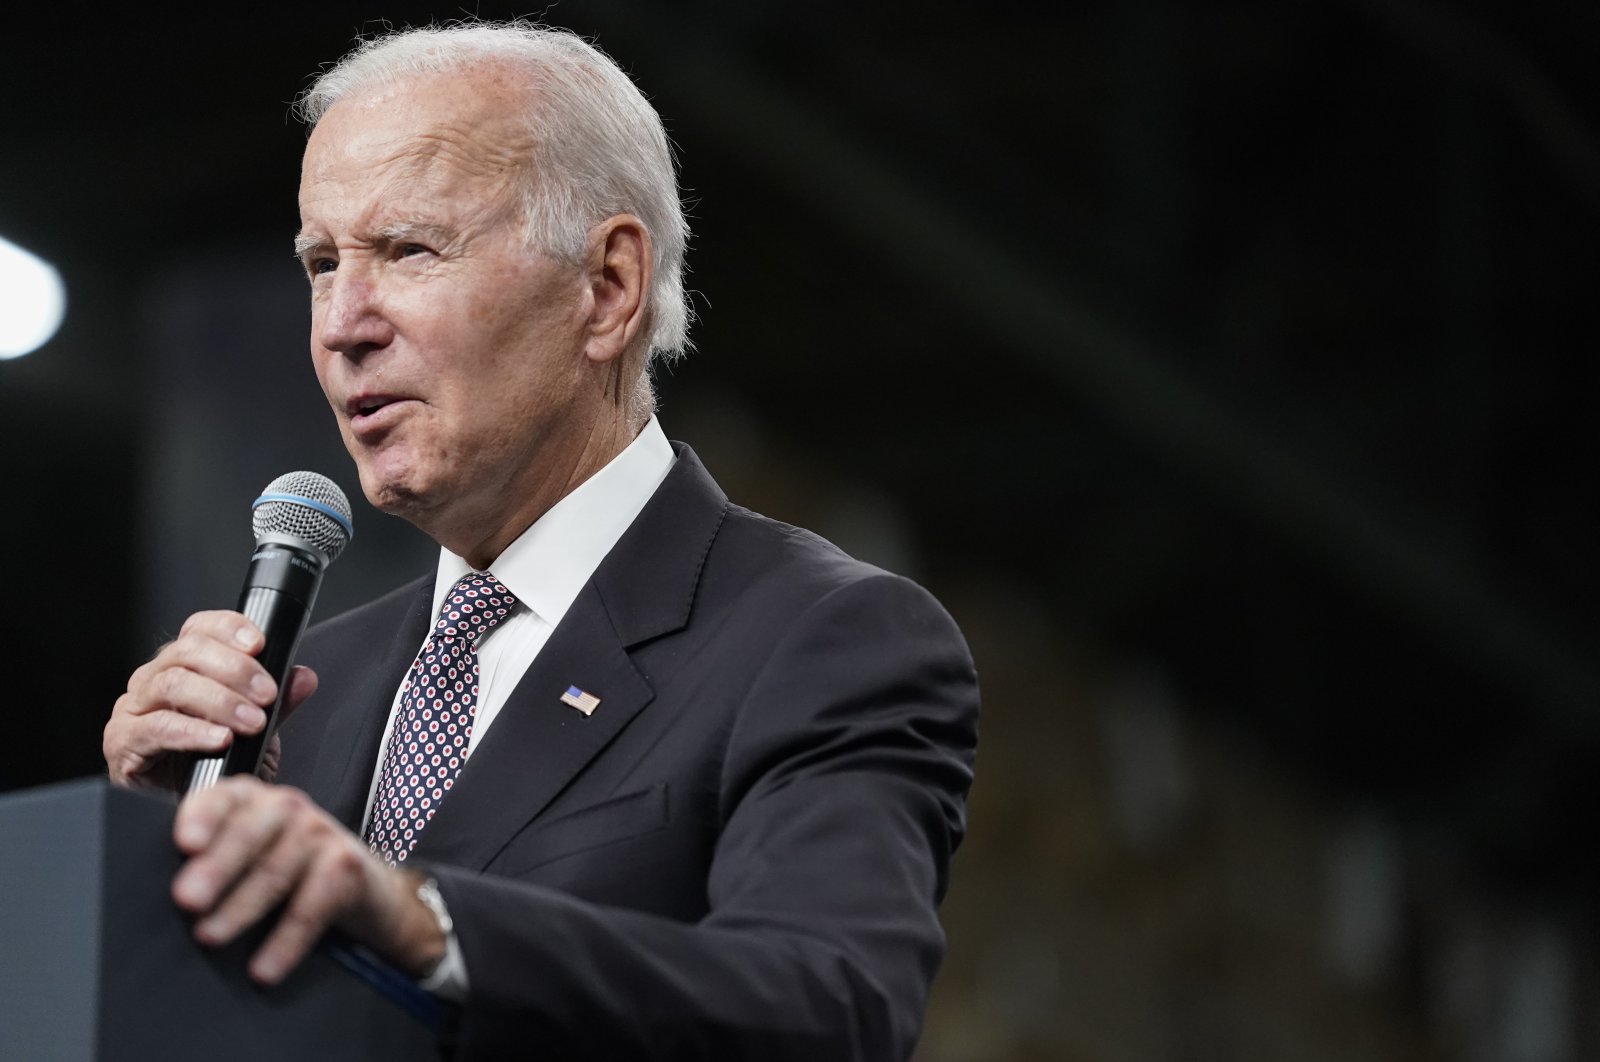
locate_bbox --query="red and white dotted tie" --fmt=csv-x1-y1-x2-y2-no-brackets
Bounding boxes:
365,571,516,863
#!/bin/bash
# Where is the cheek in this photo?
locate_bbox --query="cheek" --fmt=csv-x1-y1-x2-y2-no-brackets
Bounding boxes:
309,350,338,409
463,289,530,351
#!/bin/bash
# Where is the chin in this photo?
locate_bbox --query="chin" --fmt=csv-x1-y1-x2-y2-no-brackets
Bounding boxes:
357,463,433,520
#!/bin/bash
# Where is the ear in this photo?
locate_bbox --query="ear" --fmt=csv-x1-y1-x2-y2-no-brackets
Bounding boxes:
583,215,652,366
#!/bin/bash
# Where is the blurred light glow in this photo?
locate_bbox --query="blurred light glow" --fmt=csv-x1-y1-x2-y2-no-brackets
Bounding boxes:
0,235,67,359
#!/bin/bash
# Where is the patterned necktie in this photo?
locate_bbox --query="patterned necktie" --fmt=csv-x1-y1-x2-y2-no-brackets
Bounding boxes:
365,571,517,863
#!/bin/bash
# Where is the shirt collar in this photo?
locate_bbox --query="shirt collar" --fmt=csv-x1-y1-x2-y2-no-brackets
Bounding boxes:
431,415,676,627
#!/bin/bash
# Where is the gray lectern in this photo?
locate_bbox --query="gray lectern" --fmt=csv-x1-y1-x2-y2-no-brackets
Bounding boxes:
0,778,442,1061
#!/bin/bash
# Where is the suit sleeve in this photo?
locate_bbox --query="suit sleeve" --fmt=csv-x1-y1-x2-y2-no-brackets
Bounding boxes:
431,572,980,1060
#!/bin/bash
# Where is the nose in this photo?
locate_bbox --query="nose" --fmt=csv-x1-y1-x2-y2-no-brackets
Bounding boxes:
315,268,394,358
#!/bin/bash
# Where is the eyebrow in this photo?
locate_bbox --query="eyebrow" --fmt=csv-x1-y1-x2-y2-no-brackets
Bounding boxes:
292,224,453,259
374,222,452,246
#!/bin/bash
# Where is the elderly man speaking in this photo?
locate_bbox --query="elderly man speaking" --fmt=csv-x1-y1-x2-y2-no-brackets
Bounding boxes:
102,21,977,1060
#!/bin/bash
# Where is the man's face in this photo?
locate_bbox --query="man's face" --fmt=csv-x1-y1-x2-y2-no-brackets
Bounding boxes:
296,68,592,536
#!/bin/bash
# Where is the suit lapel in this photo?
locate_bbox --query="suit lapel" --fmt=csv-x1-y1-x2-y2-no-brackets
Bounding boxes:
289,577,434,830
408,444,729,871
406,581,653,869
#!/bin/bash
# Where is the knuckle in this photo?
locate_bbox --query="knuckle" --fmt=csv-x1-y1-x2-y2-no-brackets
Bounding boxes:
253,860,298,902
111,690,137,719
213,682,244,717
126,659,160,699
152,711,186,743
232,656,265,690
218,775,260,797
179,610,224,637
276,904,324,942
162,709,214,746
277,786,312,815
261,789,303,830
102,724,131,774
304,853,363,918
143,712,170,743
326,844,365,880
154,667,186,703
210,776,258,808
126,662,149,690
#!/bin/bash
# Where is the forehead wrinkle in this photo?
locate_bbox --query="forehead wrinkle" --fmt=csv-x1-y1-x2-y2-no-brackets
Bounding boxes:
372,117,536,187
300,74,540,245
352,132,531,237
301,181,520,258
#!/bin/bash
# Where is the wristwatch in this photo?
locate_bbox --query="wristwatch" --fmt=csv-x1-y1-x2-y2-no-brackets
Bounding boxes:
414,876,454,976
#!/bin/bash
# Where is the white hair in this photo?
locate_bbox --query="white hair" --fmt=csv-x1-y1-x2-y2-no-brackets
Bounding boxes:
294,21,692,398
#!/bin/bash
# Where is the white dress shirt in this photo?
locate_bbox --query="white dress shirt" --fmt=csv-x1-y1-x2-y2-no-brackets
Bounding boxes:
360,416,676,996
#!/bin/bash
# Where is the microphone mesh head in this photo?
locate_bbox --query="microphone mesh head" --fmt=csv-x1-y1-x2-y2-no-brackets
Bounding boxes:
251,471,354,562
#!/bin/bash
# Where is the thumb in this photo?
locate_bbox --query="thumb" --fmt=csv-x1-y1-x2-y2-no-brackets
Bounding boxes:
256,666,319,783
277,665,320,728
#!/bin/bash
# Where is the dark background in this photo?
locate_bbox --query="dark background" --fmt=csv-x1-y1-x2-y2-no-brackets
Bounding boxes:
1,3,1594,1058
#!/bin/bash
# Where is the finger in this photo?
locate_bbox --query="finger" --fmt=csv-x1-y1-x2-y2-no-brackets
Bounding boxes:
105,706,232,785
178,610,266,653
132,663,274,734
106,612,274,789
193,816,319,948
172,779,290,909
136,633,279,713
257,735,284,783
172,778,243,857
257,668,318,781
277,666,320,726
249,835,371,984
131,613,273,706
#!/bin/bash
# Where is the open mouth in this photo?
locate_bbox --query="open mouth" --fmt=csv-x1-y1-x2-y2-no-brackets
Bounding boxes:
349,395,399,419
347,396,411,434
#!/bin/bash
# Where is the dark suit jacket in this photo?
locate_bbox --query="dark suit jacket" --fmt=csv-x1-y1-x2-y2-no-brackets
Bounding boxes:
277,444,979,1060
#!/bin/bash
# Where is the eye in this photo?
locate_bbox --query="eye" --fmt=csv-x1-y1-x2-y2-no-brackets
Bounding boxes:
307,256,337,277
398,243,432,259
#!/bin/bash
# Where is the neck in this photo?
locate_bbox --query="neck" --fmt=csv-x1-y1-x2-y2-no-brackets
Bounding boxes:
430,408,644,570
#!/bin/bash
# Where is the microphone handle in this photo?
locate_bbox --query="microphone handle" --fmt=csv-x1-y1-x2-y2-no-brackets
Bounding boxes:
185,542,324,794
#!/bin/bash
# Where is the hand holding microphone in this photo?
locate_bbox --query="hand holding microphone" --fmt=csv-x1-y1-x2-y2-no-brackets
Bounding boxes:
105,476,442,987
104,472,352,792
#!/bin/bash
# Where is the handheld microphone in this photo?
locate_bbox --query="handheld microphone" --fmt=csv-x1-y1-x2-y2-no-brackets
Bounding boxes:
185,471,353,794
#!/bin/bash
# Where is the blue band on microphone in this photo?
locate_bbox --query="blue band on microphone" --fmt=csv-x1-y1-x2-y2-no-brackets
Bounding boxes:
252,492,355,537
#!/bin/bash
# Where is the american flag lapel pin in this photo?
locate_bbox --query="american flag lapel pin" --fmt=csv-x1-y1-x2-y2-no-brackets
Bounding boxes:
560,685,601,716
